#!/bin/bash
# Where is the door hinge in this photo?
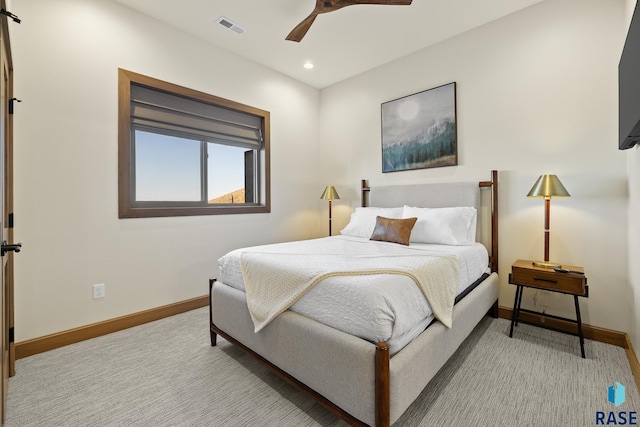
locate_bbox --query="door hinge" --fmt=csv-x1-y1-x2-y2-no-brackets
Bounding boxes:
8,327,14,343
8,212,13,228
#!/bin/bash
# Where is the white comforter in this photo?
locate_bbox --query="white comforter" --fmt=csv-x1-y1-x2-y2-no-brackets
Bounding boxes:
218,235,489,354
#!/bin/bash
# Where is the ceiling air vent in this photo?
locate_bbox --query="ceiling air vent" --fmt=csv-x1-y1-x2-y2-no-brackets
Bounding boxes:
216,16,246,35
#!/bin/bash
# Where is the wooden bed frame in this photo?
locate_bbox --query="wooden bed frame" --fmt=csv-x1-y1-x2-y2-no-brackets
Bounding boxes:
209,170,499,426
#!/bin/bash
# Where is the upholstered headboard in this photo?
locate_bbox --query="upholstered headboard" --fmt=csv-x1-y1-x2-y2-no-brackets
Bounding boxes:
361,170,499,272
369,182,480,210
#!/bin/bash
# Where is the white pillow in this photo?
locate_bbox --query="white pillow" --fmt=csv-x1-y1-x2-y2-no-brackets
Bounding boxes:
402,205,477,245
340,207,404,238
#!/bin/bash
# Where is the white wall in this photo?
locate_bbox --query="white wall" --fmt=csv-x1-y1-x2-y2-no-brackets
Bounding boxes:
319,0,631,333
10,0,322,341
626,0,640,351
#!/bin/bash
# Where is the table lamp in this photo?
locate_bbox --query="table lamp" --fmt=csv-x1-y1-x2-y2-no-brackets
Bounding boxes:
320,186,340,236
527,174,570,268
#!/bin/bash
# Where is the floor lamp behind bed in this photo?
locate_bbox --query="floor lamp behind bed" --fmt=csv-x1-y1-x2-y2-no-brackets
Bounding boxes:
320,185,340,236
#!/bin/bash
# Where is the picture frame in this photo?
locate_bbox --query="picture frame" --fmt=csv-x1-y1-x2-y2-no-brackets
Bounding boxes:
381,82,457,173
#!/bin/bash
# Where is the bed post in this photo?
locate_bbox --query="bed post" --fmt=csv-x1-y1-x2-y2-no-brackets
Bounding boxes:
209,278,217,346
478,170,499,318
490,170,499,273
362,179,370,208
479,170,499,274
375,342,390,427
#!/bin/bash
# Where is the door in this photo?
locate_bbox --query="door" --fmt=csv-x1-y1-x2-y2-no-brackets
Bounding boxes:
0,0,14,422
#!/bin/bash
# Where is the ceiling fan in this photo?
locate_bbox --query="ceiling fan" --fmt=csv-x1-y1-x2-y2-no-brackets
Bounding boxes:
286,0,413,42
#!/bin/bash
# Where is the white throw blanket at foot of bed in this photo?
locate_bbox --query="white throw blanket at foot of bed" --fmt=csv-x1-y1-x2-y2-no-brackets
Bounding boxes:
239,242,459,332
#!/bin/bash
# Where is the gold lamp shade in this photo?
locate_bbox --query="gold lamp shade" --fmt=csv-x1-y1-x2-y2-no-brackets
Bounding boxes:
320,186,340,201
527,174,570,199
527,174,570,269
321,186,340,236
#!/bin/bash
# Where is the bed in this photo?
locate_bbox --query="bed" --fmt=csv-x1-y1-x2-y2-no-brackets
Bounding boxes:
209,170,499,426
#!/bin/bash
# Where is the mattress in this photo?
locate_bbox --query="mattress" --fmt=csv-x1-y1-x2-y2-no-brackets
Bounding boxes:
218,235,489,354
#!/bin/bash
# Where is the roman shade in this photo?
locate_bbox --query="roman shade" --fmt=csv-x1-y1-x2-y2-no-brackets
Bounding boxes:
130,84,263,149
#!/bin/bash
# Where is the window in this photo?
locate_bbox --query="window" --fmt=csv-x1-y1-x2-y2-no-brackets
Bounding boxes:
118,69,270,218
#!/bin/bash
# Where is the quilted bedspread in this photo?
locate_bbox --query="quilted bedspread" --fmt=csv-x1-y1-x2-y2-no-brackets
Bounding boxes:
239,239,459,332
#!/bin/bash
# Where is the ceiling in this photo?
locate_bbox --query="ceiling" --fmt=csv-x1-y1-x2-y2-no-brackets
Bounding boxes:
112,0,546,89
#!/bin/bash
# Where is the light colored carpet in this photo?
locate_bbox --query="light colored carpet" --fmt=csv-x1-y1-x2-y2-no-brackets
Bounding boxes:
6,308,639,426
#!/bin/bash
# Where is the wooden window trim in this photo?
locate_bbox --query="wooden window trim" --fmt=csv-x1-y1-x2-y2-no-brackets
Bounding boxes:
118,69,270,218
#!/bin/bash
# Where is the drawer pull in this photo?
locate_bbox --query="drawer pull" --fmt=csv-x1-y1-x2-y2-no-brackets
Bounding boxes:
533,277,558,284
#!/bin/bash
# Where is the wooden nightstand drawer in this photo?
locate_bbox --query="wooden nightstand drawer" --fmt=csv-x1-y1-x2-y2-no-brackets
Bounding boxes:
511,259,586,296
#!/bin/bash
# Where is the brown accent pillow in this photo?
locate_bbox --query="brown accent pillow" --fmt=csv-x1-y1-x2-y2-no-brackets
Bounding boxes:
369,216,417,246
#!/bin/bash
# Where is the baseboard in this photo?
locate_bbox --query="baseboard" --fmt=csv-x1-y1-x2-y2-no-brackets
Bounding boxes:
499,305,640,392
15,295,209,359
498,306,627,347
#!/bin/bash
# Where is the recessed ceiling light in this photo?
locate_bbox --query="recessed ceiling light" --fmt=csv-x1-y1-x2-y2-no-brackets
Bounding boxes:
304,62,314,70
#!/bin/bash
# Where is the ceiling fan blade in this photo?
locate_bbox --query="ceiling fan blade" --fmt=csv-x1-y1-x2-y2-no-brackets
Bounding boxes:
286,0,412,42
286,13,318,42
350,0,412,4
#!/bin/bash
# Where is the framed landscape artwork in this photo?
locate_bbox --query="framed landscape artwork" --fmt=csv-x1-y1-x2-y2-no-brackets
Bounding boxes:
381,82,457,173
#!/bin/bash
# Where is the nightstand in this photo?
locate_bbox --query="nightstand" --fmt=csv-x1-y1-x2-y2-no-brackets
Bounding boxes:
509,259,588,358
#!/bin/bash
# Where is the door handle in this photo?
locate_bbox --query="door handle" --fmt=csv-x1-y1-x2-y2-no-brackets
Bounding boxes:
1,241,22,256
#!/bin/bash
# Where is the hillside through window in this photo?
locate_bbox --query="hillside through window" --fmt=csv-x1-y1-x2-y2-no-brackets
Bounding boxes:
118,69,270,218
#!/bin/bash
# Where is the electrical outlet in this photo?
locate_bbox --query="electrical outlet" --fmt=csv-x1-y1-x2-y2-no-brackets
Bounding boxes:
93,283,105,299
